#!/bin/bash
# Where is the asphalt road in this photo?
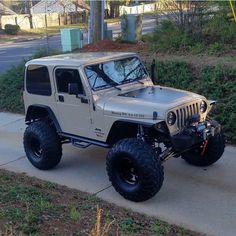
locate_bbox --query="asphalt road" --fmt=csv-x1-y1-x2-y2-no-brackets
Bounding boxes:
0,17,157,73
0,112,236,236
0,36,61,73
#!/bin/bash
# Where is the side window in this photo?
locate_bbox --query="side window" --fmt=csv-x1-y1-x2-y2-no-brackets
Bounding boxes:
26,65,51,96
55,68,84,94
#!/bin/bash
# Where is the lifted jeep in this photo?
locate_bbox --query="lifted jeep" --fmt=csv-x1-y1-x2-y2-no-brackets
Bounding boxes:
23,52,225,202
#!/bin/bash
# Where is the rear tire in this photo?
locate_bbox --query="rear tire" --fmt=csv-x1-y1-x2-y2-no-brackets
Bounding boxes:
182,131,225,167
106,138,164,202
24,121,62,170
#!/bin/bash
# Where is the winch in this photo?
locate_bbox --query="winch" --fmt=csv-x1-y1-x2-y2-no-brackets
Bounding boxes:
171,119,217,152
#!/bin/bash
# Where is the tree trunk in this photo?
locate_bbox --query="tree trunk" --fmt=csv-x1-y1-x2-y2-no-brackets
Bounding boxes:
26,0,33,29
114,5,120,18
110,1,115,18
29,15,33,29
178,1,184,29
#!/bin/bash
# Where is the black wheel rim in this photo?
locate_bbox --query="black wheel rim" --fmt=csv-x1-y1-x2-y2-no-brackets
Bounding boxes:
30,136,42,159
117,158,139,185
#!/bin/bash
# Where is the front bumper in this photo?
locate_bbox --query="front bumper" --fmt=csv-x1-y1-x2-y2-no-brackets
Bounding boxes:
171,120,221,152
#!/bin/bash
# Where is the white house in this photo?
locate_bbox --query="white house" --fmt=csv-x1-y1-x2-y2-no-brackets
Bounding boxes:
30,0,88,14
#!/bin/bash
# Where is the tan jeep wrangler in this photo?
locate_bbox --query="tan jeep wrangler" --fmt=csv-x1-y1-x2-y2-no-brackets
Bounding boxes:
23,52,225,202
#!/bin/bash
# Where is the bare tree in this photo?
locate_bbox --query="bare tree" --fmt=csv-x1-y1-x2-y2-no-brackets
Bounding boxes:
72,0,90,11
107,0,131,18
58,0,72,25
58,0,71,14
157,0,209,31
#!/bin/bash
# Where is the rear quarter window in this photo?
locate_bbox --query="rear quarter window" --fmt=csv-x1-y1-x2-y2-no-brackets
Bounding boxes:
26,65,51,96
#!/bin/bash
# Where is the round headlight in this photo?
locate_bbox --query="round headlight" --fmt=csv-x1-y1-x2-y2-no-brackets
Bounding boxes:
200,101,207,113
167,111,176,126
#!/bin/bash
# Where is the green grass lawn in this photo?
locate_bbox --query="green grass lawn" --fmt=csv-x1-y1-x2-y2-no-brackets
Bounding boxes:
23,19,121,36
21,23,88,36
0,38,14,43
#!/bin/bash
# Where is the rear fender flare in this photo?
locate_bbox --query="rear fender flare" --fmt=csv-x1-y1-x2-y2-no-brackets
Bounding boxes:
25,105,61,132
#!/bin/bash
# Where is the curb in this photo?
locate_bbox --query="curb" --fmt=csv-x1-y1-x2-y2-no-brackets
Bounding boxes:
14,38,40,43
0,34,60,45
0,37,42,45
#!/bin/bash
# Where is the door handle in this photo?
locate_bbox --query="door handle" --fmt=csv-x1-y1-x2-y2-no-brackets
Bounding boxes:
58,95,64,102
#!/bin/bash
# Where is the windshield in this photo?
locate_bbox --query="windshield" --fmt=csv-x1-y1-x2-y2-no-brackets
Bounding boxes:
84,57,148,91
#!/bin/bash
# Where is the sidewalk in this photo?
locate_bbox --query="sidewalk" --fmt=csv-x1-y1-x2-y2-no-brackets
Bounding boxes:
0,112,236,236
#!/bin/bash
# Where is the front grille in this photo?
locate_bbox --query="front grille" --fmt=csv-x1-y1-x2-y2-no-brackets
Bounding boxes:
175,102,200,129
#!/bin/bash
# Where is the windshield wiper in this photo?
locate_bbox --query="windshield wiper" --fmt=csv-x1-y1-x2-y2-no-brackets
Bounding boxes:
135,70,147,84
110,82,122,91
136,79,144,84
121,76,145,85
113,86,122,91
95,82,121,91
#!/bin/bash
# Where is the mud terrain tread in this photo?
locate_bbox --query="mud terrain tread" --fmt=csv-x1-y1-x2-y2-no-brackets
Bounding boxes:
24,121,62,170
182,132,225,167
106,138,164,202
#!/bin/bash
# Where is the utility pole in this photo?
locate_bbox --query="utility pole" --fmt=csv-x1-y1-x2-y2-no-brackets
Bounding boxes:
90,0,104,43
93,0,102,42
88,0,94,43
101,0,105,40
89,0,105,43
44,0,49,55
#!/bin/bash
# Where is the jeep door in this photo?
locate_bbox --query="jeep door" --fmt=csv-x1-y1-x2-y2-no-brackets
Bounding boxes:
54,67,92,138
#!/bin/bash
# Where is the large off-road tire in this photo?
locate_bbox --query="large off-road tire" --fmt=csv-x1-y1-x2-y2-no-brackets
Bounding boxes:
23,121,62,170
106,138,164,202
182,131,225,167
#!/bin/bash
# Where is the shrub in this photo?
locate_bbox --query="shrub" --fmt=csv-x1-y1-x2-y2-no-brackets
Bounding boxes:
199,66,236,143
149,10,236,54
154,60,193,89
207,42,225,55
4,24,20,35
150,20,194,53
190,42,206,54
0,61,25,113
205,13,236,44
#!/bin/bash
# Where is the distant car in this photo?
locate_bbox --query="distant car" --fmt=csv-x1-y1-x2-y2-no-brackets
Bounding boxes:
23,52,225,202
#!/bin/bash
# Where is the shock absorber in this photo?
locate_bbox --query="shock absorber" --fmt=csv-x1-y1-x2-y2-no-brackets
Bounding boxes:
137,124,145,141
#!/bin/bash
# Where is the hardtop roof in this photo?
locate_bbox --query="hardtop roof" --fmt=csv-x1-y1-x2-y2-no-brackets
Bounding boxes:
26,52,137,68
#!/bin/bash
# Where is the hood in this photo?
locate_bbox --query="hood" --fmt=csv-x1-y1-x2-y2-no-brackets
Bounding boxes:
97,86,205,120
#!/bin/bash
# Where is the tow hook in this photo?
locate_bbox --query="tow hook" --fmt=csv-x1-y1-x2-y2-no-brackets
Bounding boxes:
201,140,209,156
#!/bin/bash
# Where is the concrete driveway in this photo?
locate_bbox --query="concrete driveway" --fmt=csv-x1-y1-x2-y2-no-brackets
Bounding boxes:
0,112,235,236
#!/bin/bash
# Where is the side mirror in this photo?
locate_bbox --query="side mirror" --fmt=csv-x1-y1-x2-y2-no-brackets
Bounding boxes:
68,83,79,95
